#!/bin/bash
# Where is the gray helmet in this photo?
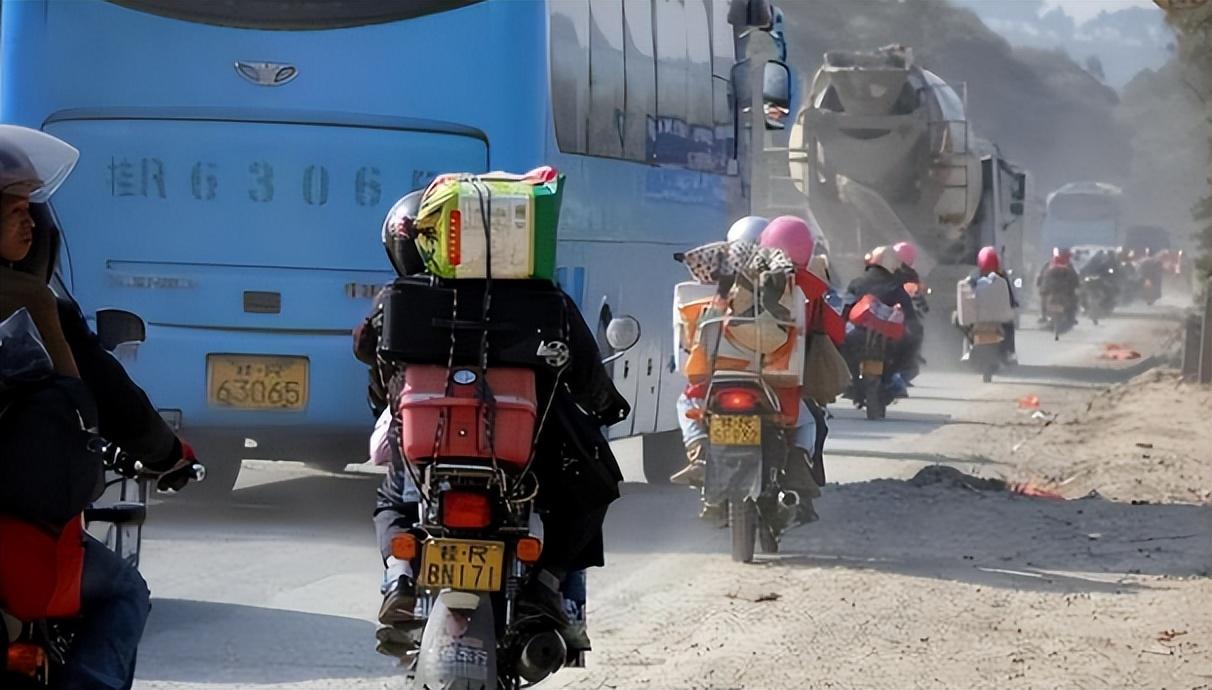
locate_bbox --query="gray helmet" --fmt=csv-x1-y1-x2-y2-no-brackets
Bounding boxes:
726,215,768,244
0,125,79,202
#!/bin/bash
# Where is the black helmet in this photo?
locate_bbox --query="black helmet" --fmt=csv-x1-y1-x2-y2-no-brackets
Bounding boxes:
381,189,425,276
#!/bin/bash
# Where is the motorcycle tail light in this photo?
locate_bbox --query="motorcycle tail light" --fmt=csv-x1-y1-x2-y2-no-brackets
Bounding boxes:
390,533,418,560
6,643,46,677
441,490,492,530
714,388,760,413
516,536,543,564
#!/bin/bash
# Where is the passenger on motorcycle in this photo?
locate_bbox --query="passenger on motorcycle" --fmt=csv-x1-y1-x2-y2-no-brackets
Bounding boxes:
670,216,837,523
0,126,196,690
670,215,769,487
963,246,1018,362
355,190,628,655
844,246,922,385
1036,247,1081,324
891,241,921,285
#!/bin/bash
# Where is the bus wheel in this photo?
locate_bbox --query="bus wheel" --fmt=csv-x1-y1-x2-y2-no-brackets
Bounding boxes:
642,430,685,485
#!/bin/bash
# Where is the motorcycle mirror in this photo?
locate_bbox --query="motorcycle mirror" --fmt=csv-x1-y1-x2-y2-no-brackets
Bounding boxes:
96,309,146,351
606,316,641,352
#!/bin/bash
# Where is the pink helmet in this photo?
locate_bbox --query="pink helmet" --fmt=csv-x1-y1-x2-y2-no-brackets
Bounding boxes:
893,241,918,267
977,246,1001,274
759,215,815,268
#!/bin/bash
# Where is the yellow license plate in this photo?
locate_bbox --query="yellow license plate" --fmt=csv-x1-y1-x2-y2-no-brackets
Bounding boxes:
860,359,884,377
419,539,505,592
709,415,762,446
973,331,1003,345
206,354,308,410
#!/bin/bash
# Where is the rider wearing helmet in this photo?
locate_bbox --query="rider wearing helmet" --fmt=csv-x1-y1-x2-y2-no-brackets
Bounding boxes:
844,244,922,384
1,125,196,690
356,190,629,656
1037,247,1081,323
966,246,1019,361
726,215,769,244
892,241,920,285
672,215,835,523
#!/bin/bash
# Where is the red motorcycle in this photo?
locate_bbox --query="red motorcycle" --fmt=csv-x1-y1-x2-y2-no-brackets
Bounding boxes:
1,442,202,687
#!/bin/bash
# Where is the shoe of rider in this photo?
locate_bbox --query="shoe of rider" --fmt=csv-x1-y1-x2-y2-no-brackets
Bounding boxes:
670,437,707,486
517,568,573,629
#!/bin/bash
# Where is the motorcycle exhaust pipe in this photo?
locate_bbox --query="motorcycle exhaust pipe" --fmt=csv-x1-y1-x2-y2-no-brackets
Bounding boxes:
778,490,800,508
516,630,567,683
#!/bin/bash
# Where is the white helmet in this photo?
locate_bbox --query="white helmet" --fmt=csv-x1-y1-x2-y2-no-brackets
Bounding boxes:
0,125,79,203
726,215,768,244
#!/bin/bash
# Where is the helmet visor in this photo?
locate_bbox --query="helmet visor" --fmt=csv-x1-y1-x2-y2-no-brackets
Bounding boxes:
0,125,80,203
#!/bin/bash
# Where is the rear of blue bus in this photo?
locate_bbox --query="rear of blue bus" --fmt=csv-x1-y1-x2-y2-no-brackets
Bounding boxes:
0,0,548,486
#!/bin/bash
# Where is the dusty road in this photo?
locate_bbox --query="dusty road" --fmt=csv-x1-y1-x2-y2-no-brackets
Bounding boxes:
133,307,1211,690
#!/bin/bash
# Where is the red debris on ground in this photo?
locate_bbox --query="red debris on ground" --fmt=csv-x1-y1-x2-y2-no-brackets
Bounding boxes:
1017,395,1041,410
1008,481,1065,500
1099,343,1142,361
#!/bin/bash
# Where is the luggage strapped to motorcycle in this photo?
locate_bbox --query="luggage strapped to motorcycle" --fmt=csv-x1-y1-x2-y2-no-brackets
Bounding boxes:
395,176,569,505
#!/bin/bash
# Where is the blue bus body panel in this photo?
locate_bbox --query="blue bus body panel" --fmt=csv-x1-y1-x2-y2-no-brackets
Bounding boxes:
1,0,744,444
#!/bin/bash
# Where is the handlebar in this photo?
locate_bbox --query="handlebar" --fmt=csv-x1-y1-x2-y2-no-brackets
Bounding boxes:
90,436,206,494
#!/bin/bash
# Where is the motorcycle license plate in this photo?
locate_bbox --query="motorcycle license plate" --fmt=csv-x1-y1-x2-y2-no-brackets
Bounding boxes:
419,539,505,592
860,359,884,377
709,415,761,446
1047,303,1067,315
206,354,308,410
973,331,1003,346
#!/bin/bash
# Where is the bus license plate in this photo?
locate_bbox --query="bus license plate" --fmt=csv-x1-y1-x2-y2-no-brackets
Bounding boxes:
709,415,761,446
206,354,308,410
420,539,505,592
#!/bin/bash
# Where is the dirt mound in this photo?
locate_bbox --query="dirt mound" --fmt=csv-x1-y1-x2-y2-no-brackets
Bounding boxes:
1012,368,1212,504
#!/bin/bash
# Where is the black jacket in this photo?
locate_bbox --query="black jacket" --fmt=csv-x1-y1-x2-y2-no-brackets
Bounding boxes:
846,266,919,324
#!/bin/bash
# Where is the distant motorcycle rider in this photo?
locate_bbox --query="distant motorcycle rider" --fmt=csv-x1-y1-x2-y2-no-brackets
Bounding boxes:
963,246,1018,362
845,245,921,383
1037,247,1081,323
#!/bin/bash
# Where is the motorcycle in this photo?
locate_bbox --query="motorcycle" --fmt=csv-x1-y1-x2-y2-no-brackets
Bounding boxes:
1042,292,1077,341
701,371,801,564
841,295,908,421
394,317,639,690
1079,271,1117,325
1,442,204,687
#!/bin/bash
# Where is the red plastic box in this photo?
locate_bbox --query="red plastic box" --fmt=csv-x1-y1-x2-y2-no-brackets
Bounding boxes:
398,365,538,467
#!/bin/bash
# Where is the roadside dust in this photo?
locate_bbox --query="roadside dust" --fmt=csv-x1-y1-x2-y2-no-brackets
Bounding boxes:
567,332,1211,689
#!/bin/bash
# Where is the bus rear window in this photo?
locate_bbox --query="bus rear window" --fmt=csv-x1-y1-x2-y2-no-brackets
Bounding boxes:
107,0,483,30
1050,194,1117,223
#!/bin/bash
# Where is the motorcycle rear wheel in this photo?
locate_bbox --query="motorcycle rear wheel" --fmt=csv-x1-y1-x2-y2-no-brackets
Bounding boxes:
729,499,757,563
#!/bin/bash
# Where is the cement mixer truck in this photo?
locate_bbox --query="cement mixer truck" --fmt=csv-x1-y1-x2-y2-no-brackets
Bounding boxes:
783,45,1032,354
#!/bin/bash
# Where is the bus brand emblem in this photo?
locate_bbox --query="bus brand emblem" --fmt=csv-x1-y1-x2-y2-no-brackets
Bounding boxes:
234,61,298,87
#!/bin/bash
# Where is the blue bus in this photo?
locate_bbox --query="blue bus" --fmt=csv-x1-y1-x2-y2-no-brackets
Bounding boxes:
1042,181,1124,261
1,0,784,492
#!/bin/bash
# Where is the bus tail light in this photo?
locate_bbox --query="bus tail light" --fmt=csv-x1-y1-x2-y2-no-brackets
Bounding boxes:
440,491,491,529
448,209,462,266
